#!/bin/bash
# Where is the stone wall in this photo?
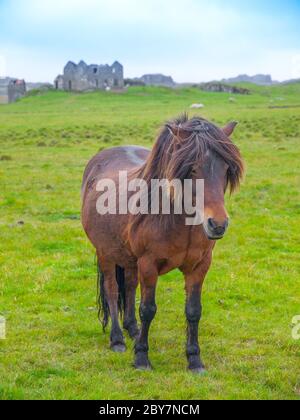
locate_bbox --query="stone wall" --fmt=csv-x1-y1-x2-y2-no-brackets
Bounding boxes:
8,80,26,102
55,60,124,92
0,78,10,104
0,78,26,104
0,91,8,104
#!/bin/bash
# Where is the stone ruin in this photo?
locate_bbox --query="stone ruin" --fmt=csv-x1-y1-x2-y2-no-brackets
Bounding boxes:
54,60,124,92
0,78,26,104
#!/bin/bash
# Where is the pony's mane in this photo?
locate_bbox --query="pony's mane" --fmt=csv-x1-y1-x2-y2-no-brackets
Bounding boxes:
138,114,244,193
128,115,244,234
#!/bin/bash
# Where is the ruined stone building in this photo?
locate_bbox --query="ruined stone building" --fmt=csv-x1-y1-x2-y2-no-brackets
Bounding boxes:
0,78,26,104
54,60,124,92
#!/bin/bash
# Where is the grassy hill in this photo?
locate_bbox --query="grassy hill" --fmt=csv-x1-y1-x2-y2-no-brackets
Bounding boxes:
0,85,299,400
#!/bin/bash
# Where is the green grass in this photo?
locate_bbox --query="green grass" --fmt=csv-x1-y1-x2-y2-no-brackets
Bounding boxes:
0,85,299,400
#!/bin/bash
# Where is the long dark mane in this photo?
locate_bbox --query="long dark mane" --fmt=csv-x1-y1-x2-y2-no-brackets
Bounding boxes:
129,114,244,233
138,114,244,192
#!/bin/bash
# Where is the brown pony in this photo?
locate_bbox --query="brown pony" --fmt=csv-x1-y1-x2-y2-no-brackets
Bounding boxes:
81,115,244,373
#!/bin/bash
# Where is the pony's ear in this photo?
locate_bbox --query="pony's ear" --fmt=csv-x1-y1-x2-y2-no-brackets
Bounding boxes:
223,121,238,137
166,124,191,141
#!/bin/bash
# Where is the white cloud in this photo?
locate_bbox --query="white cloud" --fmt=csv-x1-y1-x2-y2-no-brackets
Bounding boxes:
261,50,300,81
0,44,63,82
2,1,299,82
2,42,300,84
17,0,240,37
23,0,151,20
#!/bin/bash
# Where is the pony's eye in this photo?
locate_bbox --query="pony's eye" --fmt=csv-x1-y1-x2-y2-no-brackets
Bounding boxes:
189,169,197,178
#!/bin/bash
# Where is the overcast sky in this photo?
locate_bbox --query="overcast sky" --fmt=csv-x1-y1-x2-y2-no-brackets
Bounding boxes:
1,0,300,83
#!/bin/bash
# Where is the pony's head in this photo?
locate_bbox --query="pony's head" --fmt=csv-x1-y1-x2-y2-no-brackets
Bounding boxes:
162,115,244,239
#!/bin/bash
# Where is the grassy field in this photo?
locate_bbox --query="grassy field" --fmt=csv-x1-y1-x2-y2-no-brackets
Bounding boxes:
0,85,299,400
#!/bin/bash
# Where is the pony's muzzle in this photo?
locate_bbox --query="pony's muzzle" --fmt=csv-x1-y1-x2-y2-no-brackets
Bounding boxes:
205,217,229,240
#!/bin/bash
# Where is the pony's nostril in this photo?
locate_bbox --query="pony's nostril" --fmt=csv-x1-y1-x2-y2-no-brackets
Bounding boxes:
208,218,216,230
207,218,228,236
215,226,225,235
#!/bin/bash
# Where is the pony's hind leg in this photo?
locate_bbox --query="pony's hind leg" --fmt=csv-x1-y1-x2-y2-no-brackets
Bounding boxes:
99,260,126,353
123,268,139,340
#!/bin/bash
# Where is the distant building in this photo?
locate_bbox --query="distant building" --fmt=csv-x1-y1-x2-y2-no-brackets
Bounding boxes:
54,60,124,92
0,78,26,104
140,74,176,87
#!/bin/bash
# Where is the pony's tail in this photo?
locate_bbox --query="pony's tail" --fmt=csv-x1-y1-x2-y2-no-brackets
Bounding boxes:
97,262,126,331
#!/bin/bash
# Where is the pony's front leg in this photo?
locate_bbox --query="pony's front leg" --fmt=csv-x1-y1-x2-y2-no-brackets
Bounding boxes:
134,258,158,370
183,255,212,374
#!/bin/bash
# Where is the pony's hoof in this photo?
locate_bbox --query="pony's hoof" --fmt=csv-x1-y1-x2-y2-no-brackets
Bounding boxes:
134,363,152,371
111,344,126,353
189,367,207,376
134,353,152,371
